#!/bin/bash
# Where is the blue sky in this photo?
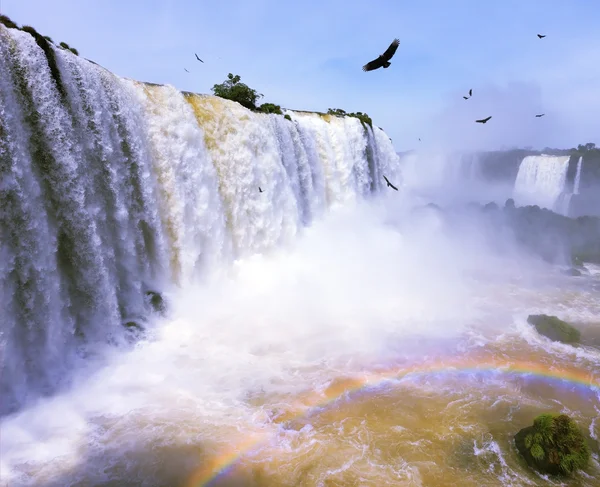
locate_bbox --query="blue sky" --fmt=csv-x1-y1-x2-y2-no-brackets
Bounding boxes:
3,0,599,151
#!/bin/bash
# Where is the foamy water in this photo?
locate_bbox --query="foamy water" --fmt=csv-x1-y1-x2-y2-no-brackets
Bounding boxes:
1,199,599,487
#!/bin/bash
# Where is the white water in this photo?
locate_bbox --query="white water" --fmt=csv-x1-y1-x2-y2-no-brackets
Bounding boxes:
2,24,600,487
0,25,399,417
512,155,571,213
574,156,584,195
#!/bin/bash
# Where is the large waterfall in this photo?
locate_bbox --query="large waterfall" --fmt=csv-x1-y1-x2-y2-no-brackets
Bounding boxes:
0,25,400,416
512,155,571,213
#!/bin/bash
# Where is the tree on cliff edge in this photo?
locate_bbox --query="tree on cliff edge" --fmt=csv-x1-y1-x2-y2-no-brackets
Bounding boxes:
211,73,263,110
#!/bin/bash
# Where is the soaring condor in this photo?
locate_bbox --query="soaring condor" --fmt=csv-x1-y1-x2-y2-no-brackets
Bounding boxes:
362,38,400,72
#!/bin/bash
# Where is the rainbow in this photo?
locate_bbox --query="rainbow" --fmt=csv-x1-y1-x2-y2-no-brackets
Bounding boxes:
185,358,600,487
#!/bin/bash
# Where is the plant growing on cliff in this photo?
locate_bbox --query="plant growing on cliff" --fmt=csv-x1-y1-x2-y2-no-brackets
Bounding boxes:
59,41,79,56
0,15,19,29
258,102,283,115
327,107,373,128
211,73,263,110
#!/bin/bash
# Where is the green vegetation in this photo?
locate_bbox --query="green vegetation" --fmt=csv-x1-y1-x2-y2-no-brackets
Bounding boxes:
44,36,54,44
284,114,292,121
258,102,283,115
211,73,263,110
0,14,19,29
327,108,373,128
515,414,590,476
527,314,581,343
59,41,79,56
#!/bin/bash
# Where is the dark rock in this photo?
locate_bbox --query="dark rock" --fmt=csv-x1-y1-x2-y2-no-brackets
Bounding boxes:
123,320,144,331
145,290,166,315
505,198,515,209
527,314,580,343
515,414,590,476
561,268,582,277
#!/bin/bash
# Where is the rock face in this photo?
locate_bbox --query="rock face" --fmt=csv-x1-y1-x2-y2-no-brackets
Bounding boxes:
145,291,167,315
515,414,590,476
527,314,581,344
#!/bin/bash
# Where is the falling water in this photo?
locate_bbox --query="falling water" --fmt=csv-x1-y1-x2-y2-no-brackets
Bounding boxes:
573,156,584,195
512,155,571,213
0,25,400,416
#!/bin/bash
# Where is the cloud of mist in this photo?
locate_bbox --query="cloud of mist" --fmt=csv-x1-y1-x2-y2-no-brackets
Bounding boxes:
425,82,570,152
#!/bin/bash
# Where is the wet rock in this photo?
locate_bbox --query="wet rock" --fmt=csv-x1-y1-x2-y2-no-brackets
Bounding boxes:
561,267,582,277
504,198,515,210
123,320,144,331
515,414,590,476
527,314,580,344
145,290,166,315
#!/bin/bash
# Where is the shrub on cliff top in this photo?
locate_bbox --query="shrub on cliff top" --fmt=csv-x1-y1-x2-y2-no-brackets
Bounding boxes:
258,102,283,115
327,107,372,128
211,73,263,110
0,15,19,29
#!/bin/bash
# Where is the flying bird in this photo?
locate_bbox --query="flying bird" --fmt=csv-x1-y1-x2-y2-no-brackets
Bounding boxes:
535,113,545,118
184,68,189,73
469,89,472,96
463,96,469,100
475,116,492,124
195,53,204,62
258,187,264,193
537,34,546,39
362,38,400,72
383,175,398,191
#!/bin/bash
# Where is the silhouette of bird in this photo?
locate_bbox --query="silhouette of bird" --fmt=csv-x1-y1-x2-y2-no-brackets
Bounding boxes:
463,96,469,100
535,113,545,118
383,175,398,191
258,187,264,193
475,116,492,124
469,89,472,96
184,68,189,73
195,53,204,63
362,38,400,72
537,34,546,39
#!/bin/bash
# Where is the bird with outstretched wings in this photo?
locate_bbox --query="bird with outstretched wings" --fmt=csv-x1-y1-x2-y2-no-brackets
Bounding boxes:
362,38,400,72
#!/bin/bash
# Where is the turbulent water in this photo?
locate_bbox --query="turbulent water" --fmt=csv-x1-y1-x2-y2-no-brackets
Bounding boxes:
1,25,600,487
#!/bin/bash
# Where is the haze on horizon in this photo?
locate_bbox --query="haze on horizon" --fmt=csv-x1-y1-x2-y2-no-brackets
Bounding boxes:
2,0,599,152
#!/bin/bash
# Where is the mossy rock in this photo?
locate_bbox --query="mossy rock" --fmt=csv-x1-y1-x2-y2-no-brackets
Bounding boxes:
527,314,580,343
515,414,590,476
284,114,292,121
145,290,166,315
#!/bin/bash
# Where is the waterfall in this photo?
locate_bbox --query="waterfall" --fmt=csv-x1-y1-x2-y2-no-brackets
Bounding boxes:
0,25,400,416
573,156,583,195
512,155,571,214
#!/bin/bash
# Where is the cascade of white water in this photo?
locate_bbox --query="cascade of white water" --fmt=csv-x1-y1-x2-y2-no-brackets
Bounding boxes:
0,25,401,415
573,156,583,195
512,155,571,213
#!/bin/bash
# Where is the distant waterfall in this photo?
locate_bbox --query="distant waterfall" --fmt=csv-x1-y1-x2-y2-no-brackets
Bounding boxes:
0,25,401,415
512,155,571,214
573,156,583,195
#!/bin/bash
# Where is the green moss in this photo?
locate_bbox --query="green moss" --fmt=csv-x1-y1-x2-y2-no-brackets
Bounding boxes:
284,114,292,121
258,102,282,115
515,414,590,476
527,314,580,343
43,35,54,43
21,26,66,100
0,15,19,29
69,47,79,56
